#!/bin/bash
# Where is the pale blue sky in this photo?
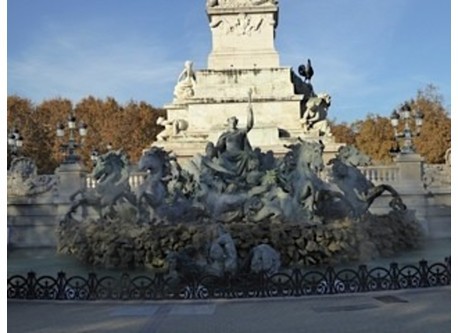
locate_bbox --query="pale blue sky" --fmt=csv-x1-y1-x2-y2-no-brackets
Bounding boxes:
7,0,451,123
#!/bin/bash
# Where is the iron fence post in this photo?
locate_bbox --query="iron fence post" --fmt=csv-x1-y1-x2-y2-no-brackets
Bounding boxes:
325,267,337,294
358,265,368,292
26,271,37,299
389,263,400,290
419,259,430,288
56,271,67,300
87,273,98,300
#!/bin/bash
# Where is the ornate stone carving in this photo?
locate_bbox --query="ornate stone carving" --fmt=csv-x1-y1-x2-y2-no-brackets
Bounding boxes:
211,13,264,35
208,89,255,177
136,147,201,224
64,150,136,220
173,60,196,102
207,0,277,8
156,117,189,141
325,146,406,218
300,93,332,137
56,0,425,273
207,226,238,276
247,244,281,275
7,157,56,197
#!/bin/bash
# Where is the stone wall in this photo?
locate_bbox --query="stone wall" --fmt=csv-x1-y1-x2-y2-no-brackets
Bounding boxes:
7,159,451,249
7,197,65,248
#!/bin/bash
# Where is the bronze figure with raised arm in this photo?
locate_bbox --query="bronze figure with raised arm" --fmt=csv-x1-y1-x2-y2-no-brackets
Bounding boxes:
211,89,256,177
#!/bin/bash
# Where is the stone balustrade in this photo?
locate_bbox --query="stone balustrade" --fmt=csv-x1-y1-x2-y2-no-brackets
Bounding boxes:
85,172,147,190
7,159,451,248
359,165,400,184
128,172,147,189
85,176,97,189
84,164,448,190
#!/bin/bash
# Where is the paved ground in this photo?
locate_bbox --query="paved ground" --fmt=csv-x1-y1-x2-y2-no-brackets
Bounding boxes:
8,286,450,333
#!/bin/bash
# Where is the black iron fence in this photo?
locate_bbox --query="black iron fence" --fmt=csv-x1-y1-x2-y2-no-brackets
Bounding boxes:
7,258,450,301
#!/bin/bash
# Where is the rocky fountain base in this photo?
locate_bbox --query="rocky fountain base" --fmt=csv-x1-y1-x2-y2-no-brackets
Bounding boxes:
58,123,423,277
58,210,422,272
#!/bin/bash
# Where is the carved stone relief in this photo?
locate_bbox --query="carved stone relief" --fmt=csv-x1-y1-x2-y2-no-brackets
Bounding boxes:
207,0,277,8
210,13,264,35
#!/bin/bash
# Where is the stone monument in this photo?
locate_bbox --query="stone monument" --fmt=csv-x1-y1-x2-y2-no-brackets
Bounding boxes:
153,0,344,163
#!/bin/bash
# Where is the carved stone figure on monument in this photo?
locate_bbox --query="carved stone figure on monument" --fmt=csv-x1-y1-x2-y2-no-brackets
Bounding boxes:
300,93,332,137
209,13,264,36
7,157,56,197
156,117,188,141
137,147,202,224
327,146,406,217
246,140,325,224
64,150,136,220
183,142,218,185
213,89,256,177
293,70,315,97
247,244,281,275
235,13,263,35
298,59,314,83
173,60,196,102
206,0,219,7
279,140,325,222
207,226,238,276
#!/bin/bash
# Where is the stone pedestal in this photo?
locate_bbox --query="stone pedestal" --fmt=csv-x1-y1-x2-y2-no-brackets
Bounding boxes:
393,153,425,190
7,197,61,248
207,3,279,70
153,0,345,162
391,153,430,235
55,162,87,200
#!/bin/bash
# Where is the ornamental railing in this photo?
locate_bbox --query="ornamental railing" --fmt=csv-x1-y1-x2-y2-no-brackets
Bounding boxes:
86,172,147,190
83,164,452,191
7,258,450,301
359,165,399,184
87,166,400,191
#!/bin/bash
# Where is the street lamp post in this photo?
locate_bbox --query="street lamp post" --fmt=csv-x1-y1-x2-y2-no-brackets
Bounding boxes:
8,128,23,158
390,103,424,154
56,111,88,164
90,148,100,167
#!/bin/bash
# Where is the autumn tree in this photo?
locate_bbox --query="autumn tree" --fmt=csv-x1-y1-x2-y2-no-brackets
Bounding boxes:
411,85,451,164
353,116,396,164
8,84,448,173
7,95,165,173
73,96,124,166
330,122,356,146
116,101,165,164
34,98,74,172
331,85,450,165
74,97,165,167
7,96,50,171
